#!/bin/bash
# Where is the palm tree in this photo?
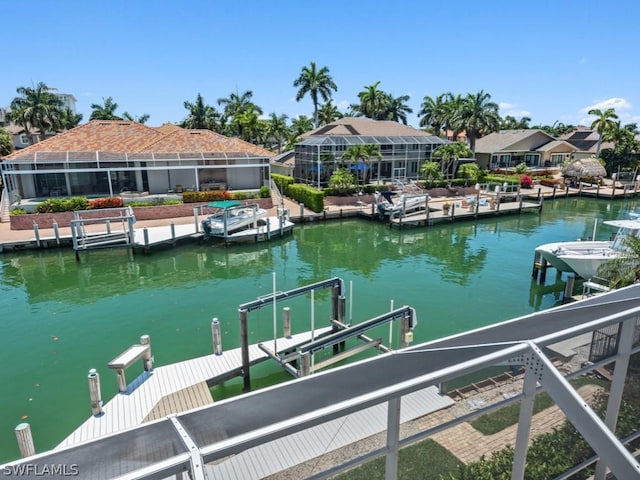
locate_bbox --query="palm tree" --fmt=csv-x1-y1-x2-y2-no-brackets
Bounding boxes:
419,94,447,136
340,144,382,185
500,115,531,130
267,113,289,153
351,81,389,120
90,97,122,121
588,107,619,159
8,82,63,143
454,90,500,153
293,61,338,128
290,115,314,136
385,94,412,124
432,142,474,179
122,112,150,124
217,90,263,137
59,107,83,130
597,235,640,288
419,161,442,182
317,101,343,126
181,93,220,130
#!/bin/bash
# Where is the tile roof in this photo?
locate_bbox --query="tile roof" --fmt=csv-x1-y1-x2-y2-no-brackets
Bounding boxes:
302,117,432,138
559,129,614,153
1,120,274,160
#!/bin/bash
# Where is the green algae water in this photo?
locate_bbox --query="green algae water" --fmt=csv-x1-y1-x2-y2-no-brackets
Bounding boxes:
1,196,638,462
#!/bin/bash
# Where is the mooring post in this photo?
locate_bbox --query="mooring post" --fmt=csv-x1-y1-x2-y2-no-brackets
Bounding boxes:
193,207,199,233
170,223,176,243
299,203,305,221
239,308,251,392
400,314,412,349
15,423,35,458
33,223,41,247
552,185,557,200
531,251,541,280
299,352,311,377
106,219,111,234
596,183,600,198
563,275,576,302
211,318,223,355
88,368,103,416
52,220,60,246
539,257,548,284
143,228,149,248
537,187,541,202
140,334,153,371
338,296,346,325
450,203,455,220
282,307,291,338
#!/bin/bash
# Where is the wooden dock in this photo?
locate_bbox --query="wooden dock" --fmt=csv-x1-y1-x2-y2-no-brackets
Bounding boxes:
58,329,329,448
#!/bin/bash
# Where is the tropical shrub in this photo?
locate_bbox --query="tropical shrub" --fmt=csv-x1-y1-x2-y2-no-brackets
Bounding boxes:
457,163,480,184
10,208,27,215
89,197,124,209
514,163,529,174
233,192,249,200
259,186,271,198
328,168,356,194
287,183,324,212
520,175,534,188
35,197,90,213
182,190,233,203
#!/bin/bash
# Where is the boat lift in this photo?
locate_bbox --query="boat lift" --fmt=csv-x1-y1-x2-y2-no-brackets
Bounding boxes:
238,276,417,391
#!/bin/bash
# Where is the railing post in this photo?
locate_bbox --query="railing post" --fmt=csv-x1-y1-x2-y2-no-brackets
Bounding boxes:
140,334,153,371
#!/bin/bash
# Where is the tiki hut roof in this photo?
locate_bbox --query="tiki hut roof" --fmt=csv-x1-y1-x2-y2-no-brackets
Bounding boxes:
561,157,607,178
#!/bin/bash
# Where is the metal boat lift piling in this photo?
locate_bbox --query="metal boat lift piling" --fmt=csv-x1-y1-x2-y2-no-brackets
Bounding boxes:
238,276,417,391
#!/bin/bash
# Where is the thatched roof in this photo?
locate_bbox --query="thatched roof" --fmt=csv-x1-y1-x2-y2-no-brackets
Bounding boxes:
562,157,607,178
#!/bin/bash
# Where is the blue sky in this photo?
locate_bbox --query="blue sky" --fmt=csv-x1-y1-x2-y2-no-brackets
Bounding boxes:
3,0,639,129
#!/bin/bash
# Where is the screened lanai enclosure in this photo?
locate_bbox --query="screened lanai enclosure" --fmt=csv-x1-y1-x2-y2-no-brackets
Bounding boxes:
293,134,447,187
0,150,270,201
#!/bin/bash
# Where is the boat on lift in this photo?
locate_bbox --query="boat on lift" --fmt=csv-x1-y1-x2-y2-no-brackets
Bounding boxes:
202,201,267,239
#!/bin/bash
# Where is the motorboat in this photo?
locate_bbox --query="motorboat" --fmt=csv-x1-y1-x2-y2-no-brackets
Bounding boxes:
535,219,640,279
202,203,267,239
375,192,430,218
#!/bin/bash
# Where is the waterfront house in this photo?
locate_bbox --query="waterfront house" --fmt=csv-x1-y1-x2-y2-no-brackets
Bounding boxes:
474,129,575,170
559,127,615,160
0,120,274,202
292,117,447,186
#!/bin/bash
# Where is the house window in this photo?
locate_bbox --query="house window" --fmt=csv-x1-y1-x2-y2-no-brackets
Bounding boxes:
19,134,30,145
525,154,539,166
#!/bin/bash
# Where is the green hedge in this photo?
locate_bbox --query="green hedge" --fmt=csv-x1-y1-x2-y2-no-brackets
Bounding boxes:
271,173,295,195
35,197,90,213
287,184,324,213
182,190,233,204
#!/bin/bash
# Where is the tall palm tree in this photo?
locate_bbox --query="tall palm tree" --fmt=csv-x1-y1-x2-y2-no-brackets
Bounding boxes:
217,90,263,137
267,113,289,153
317,101,343,126
8,82,63,143
588,107,619,159
443,93,465,141
500,115,532,130
419,94,447,136
90,97,122,121
385,94,412,124
351,81,389,120
340,144,382,185
454,90,500,153
432,142,474,179
290,115,314,136
181,93,220,130
293,61,338,128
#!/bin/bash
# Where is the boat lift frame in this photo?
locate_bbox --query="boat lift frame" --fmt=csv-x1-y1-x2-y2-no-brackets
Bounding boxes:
238,277,417,390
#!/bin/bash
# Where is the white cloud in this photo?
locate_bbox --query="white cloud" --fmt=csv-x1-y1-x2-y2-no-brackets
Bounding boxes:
498,102,530,119
580,97,632,114
337,100,350,111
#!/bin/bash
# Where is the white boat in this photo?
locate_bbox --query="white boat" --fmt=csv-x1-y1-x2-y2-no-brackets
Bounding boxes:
375,192,430,217
202,203,267,239
535,219,640,279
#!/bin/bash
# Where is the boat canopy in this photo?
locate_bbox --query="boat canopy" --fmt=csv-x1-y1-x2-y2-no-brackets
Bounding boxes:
207,200,242,209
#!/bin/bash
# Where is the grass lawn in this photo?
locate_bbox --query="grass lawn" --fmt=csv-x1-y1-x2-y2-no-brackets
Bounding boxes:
470,376,608,435
333,439,461,480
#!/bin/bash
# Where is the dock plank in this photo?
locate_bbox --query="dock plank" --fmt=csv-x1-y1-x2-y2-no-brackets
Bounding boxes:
57,329,330,449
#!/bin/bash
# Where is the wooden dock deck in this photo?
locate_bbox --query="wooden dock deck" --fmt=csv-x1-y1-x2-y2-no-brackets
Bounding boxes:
58,329,329,448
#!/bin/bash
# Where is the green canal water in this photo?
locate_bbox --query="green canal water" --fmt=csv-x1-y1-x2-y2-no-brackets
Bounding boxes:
1,196,638,462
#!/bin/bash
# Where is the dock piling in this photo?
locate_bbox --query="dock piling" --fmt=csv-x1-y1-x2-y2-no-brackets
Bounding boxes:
193,207,199,233
212,318,223,355
170,223,176,243
299,352,311,377
33,223,41,247
53,221,60,246
15,423,36,458
299,203,305,221
283,307,291,338
563,275,576,302
88,368,103,416
239,308,251,392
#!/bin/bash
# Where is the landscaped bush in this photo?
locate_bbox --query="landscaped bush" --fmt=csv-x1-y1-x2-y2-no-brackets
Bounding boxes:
35,197,90,213
233,192,249,200
271,173,294,196
286,183,324,212
520,175,534,188
182,190,233,204
89,197,124,209
10,208,27,215
259,186,271,198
